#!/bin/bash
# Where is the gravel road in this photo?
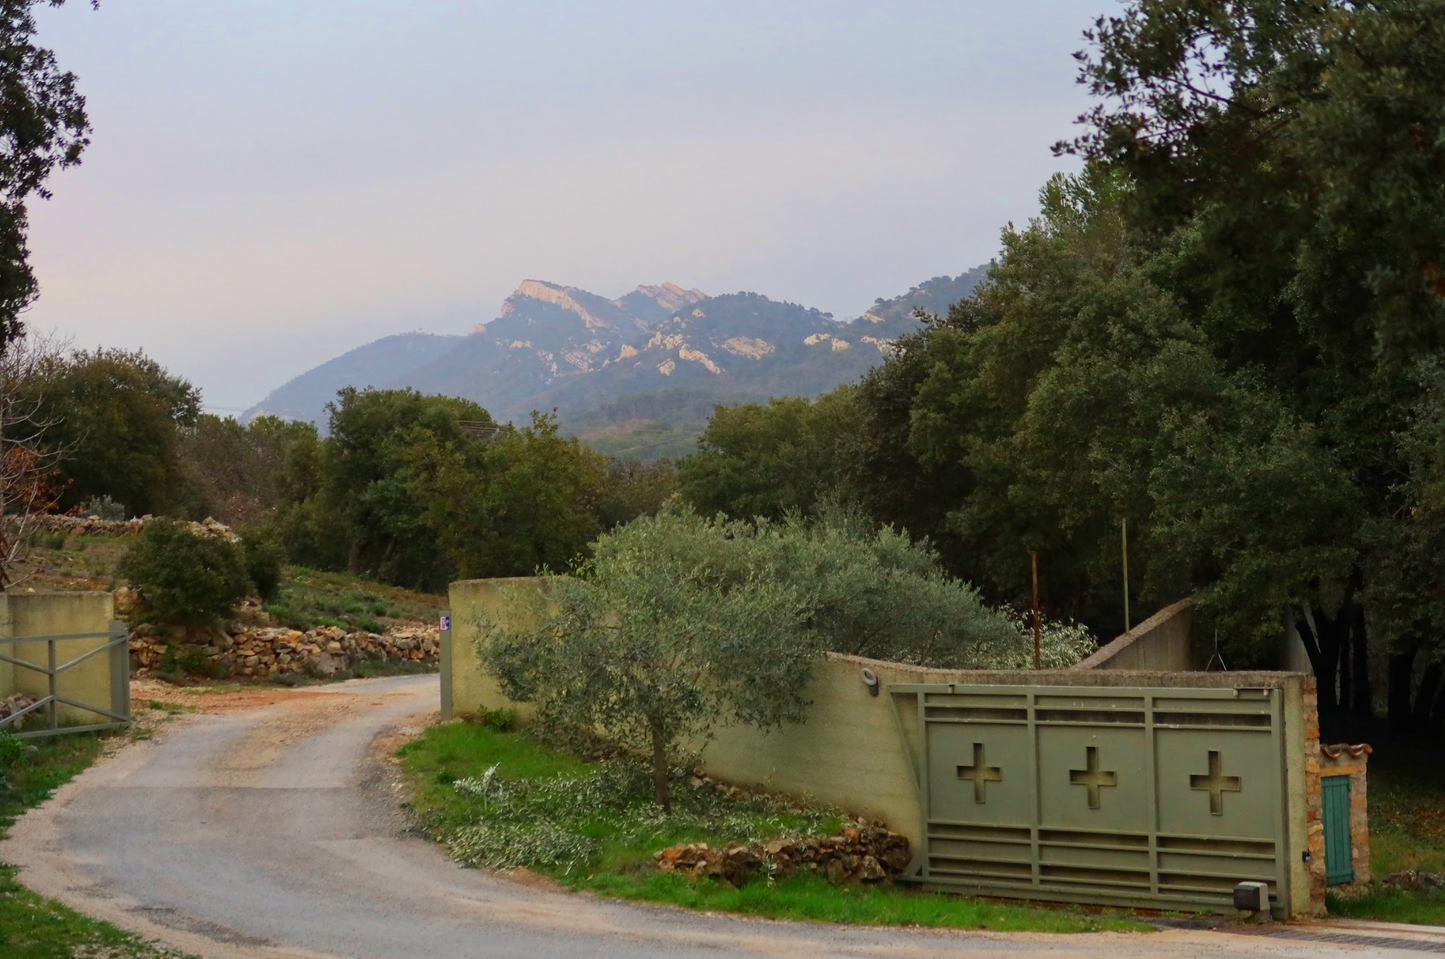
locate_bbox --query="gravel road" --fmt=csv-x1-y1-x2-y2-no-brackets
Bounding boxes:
2,673,1436,958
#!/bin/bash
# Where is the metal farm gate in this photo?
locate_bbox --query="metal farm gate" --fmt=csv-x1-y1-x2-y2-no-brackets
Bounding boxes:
890,683,1289,914
0,622,131,738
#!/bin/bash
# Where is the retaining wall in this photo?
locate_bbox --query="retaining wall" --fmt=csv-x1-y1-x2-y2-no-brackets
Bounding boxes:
1073,597,1195,671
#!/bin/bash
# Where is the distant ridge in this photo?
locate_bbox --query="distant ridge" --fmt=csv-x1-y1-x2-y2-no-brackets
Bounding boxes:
244,331,464,424
245,268,989,431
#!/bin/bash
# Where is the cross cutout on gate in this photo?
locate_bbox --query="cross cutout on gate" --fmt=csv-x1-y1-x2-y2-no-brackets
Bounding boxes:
1190,749,1242,816
1068,745,1117,810
956,742,1002,804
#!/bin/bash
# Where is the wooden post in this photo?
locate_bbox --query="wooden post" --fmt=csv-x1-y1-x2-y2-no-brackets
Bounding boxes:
1122,518,1130,633
1031,551,1041,670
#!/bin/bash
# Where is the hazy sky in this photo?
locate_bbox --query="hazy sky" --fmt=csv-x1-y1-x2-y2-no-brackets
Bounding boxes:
25,1,1105,413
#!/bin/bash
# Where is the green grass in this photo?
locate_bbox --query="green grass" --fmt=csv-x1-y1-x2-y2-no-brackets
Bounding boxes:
0,732,195,958
397,720,1150,933
264,566,445,633
1318,715,1445,923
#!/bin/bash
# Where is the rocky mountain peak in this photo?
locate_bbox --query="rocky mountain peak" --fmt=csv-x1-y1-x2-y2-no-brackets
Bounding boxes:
634,282,706,313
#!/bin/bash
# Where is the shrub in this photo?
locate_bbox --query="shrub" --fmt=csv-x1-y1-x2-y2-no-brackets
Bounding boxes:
239,531,286,602
81,494,127,521
0,730,29,790
118,519,250,626
155,644,227,682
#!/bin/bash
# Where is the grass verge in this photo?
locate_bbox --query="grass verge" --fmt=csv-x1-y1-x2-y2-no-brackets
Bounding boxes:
1320,714,1445,923
0,730,195,958
264,566,445,633
397,720,1150,933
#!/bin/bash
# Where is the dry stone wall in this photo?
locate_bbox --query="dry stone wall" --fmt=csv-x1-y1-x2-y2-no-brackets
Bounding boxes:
130,623,439,679
30,513,237,540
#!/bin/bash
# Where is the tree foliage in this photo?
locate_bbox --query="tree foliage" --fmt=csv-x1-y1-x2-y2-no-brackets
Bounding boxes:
0,0,94,353
480,509,816,810
28,348,202,517
678,389,863,521
118,519,251,627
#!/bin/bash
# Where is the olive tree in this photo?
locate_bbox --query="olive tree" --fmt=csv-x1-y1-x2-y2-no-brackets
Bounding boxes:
479,509,816,810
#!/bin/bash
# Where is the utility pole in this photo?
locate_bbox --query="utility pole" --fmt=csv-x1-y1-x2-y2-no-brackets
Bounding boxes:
1031,551,1041,670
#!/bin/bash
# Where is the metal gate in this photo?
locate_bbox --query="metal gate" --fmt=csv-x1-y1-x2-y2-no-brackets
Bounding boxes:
890,683,1289,914
0,622,131,738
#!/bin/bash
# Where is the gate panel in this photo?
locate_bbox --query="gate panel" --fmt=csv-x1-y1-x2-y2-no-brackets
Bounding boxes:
893,683,1288,914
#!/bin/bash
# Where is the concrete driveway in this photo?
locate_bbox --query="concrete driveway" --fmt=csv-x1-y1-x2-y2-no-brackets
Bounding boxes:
3,673,1437,958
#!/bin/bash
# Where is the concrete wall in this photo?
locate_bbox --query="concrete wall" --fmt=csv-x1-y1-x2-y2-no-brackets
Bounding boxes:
0,592,122,727
447,578,1316,917
1073,597,1195,671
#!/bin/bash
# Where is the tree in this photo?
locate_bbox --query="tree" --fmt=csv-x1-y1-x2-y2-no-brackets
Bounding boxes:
1054,0,1445,717
0,331,64,584
316,387,492,587
26,347,202,517
480,509,816,810
677,389,863,521
0,0,95,353
181,414,317,527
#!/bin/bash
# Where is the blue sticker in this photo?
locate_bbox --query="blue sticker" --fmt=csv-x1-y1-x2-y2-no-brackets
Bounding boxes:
440,615,451,631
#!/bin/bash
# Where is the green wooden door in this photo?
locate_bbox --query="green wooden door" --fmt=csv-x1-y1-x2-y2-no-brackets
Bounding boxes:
1322,775,1353,885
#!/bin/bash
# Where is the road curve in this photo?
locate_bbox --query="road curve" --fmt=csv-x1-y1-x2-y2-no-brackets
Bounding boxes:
0,674,1422,959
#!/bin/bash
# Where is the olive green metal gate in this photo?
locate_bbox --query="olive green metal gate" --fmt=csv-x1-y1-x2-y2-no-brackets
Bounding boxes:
890,683,1288,914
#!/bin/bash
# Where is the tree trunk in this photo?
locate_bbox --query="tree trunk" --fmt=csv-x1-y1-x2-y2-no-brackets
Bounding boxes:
1350,599,1372,715
1389,645,1419,730
347,539,365,576
1337,622,1353,715
649,715,671,812
1414,663,1443,733
1295,608,1339,713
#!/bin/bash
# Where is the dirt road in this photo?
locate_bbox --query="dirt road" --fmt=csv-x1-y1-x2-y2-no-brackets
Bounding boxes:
3,674,1436,958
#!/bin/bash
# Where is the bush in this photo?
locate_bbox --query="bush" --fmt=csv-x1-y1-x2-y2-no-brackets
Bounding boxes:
81,494,127,521
118,519,250,626
239,531,286,602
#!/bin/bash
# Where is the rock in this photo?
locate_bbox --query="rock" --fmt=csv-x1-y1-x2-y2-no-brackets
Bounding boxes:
655,820,910,887
113,586,139,616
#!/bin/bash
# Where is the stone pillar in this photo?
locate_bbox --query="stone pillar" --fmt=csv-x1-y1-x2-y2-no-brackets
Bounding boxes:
1319,743,1372,894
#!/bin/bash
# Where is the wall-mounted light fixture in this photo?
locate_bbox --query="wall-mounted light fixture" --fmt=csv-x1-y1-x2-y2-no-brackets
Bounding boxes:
860,667,879,697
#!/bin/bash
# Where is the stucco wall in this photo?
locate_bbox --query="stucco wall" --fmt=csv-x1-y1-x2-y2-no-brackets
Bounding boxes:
0,592,121,727
446,577,1315,917
1073,597,1195,671
444,578,546,722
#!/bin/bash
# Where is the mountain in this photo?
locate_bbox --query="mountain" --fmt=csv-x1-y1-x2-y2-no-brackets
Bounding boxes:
245,331,465,424
244,268,989,438
856,265,991,327
389,280,707,418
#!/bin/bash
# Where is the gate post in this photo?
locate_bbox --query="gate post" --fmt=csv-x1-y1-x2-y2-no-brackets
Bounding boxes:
109,620,130,727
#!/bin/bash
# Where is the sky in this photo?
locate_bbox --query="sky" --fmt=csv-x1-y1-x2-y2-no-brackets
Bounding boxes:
24,0,1105,413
